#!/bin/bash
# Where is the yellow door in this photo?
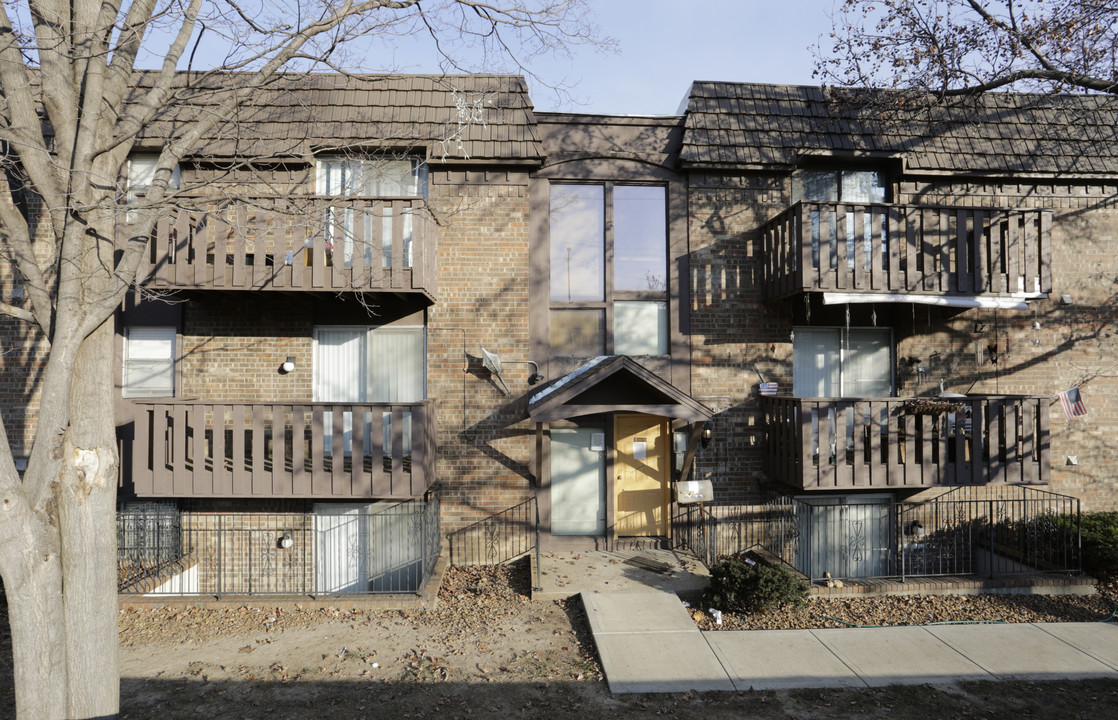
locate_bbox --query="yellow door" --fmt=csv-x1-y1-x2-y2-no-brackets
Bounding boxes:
614,414,670,537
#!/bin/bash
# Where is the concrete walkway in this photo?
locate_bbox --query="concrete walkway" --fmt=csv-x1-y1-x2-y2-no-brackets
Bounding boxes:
582,591,1118,694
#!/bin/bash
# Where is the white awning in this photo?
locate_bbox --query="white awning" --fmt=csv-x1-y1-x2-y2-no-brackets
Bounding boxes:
821,292,1045,310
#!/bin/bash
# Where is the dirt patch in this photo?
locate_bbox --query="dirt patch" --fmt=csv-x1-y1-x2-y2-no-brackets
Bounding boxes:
1,563,1117,718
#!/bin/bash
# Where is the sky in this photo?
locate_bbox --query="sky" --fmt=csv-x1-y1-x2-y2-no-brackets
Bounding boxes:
137,1,839,116
522,1,839,115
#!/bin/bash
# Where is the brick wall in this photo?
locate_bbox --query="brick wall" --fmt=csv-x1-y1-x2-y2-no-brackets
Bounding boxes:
686,172,1118,511
686,172,791,503
426,170,535,533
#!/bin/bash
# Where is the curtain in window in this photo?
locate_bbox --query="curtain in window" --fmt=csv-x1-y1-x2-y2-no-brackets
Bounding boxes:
792,328,841,398
370,327,424,402
844,329,892,397
123,326,175,398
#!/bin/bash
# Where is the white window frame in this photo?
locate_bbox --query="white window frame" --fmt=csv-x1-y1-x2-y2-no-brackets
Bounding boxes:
123,326,176,398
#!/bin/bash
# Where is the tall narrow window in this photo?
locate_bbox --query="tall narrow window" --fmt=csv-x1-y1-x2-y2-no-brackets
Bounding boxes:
123,326,175,398
549,183,668,358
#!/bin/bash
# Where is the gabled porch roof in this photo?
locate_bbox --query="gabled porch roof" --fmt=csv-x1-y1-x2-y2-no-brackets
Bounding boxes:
528,356,713,423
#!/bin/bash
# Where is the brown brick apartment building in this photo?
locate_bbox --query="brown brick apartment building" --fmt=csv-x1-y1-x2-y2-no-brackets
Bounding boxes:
5,74,1117,594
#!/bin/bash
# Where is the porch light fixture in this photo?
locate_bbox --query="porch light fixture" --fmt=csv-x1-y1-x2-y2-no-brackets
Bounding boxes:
280,356,296,374
701,427,713,448
278,531,294,549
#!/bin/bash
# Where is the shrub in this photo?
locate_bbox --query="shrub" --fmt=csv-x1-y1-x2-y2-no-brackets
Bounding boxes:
1079,512,1118,576
702,558,808,614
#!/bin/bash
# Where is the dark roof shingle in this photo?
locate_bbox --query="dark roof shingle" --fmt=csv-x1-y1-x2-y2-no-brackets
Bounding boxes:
680,81,1118,175
130,73,542,164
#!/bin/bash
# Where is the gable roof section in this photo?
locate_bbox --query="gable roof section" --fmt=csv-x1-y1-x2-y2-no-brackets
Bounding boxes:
528,356,713,422
130,73,543,164
680,81,1118,176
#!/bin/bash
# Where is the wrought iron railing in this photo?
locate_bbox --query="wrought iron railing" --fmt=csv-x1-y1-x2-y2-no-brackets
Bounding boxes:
446,497,539,567
118,494,442,596
677,485,1080,582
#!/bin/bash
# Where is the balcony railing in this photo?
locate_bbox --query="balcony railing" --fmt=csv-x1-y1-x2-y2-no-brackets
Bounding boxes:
128,400,437,500
759,201,1051,301
122,197,438,296
761,395,1049,491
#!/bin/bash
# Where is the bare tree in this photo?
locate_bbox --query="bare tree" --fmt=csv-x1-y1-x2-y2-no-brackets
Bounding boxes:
0,1,607,717
817,0,1118,96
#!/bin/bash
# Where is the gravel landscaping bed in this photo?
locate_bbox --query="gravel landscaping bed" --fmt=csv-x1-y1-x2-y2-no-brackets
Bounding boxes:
692,573,1118,631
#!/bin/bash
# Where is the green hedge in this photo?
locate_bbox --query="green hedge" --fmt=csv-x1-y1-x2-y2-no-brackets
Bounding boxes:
1079,511,1118,576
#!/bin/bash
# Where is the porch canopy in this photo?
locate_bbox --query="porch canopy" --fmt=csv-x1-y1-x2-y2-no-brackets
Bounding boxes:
528,356,713,423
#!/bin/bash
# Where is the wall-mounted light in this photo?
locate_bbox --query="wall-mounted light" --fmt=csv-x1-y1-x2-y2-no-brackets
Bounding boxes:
701,426,713,449
278,531,294,549
280,356,296,374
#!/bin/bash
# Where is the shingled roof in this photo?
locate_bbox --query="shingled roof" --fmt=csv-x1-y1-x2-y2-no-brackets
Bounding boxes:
680,81,1118,176
130,73,542,164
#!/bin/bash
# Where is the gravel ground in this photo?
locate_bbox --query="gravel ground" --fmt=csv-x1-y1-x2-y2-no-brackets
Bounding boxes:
693,573,1118,631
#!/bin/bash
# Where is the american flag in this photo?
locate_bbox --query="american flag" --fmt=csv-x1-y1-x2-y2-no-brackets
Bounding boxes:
1059,387,1087,420
759,382,779,396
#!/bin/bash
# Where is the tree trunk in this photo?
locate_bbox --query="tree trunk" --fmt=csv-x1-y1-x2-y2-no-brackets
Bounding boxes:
2,512,67,720
59,318,120,718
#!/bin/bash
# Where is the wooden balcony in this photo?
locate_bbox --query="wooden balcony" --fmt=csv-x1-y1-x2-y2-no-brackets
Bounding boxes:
759,202,1051,302
761,395,1049,491
128,400,437,500
123,197,438,297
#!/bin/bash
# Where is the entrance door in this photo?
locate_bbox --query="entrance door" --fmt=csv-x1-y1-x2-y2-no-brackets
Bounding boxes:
614,414,669,537
550,428,606,535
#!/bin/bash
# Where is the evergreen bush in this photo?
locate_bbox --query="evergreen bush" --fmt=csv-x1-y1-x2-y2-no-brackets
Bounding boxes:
702,558,808,614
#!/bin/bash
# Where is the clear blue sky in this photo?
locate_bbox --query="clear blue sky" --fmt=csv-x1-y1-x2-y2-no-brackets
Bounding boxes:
525,1,838,115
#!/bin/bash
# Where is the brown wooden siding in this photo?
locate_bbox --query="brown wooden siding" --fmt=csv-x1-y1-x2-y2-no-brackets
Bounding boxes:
760,202,1052,302
761,396,1049,491
129,400,436,499
123,198,437,297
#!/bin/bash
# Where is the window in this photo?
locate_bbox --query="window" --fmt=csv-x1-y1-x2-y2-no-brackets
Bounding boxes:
793,169,887,272
792,169,886,205
792,327,892,398
316,157,427,269
126,154,181,206
123,326,175,398
316,157,428,198
313,324,425,455
549,184,668,358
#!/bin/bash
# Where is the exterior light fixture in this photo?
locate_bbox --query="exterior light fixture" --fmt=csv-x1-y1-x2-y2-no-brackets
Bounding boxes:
280,356,296,374
701,427,713,448
278,531,294,549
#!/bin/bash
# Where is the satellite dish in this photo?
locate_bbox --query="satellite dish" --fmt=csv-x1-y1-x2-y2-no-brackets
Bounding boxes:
481,347,510,394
